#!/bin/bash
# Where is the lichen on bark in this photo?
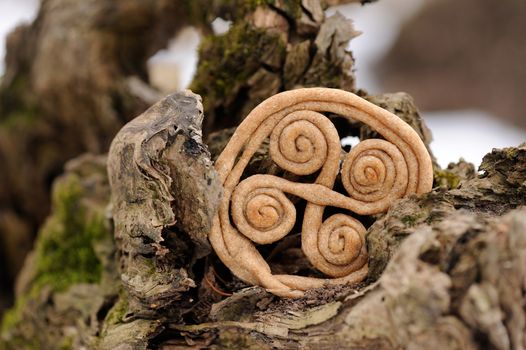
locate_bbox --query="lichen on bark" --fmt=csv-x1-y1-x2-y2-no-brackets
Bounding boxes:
191,22,286,133
191,0,360,134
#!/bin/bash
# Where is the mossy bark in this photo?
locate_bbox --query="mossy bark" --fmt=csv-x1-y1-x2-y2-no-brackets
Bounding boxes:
4,91,525,349
191,1,360,133
0,0,364,313
1,1,525,350
1,155,118,349
0,0,219,313
0,0,194,304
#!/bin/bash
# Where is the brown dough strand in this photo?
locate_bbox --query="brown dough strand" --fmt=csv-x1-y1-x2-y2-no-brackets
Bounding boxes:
209,88,433,298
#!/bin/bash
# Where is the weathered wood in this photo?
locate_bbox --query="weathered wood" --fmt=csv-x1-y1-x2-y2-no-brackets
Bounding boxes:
3,89,526,349
2,1,525,349
107,91,221,315
191,1,361,134
0,0,195,297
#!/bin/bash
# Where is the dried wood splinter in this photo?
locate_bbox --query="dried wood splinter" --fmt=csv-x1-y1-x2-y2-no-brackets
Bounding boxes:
209,88,433,298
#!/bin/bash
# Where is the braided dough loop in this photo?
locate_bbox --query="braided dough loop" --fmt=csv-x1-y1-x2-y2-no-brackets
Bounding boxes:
209,88,434,298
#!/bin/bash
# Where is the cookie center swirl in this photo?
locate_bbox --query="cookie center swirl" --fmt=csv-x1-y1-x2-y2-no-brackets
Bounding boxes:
342,139,409,208
355,156,385,187
271,113,328,175
245,191,282,230
317,214,366,271
232,184,296,245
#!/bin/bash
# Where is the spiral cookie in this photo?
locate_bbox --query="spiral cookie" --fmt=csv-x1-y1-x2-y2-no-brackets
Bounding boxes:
209,88,433,298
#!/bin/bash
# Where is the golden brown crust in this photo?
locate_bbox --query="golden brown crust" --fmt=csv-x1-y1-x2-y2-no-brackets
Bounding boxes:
209,88,433,297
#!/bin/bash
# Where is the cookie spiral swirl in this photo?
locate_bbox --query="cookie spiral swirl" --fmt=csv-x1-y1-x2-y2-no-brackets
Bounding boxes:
231,181,296,245
341,139,408,214
270,110,334,175
209,88,434,298
318,214,367,271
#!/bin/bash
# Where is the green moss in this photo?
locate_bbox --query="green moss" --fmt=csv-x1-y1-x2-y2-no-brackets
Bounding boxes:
1,174,109,334
142,257,156,276
0,107,38,130
190,22,285,112
31,175,106,292
278,0,303,18
248,0,272,5
0,73,29,112
0,295,28,334
96,292,130,342
401,214,422,228
58,336,74,350
505,147,519,160
434,169,461,190
0,72,39,130
103,293,129,328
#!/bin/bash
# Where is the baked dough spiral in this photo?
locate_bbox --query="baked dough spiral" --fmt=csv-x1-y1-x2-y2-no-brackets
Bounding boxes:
231,182,296,245
209,88,433,297
341,138,409,214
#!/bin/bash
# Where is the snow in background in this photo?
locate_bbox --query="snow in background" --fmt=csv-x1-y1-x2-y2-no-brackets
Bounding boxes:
425,110,526,167
147,27,201,93
330,0,526,168
0,0,39,73
327,0,426,95
1,0,524,168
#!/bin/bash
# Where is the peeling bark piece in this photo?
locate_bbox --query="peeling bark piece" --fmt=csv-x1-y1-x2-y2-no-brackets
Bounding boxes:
314,13,361,64
210,88,433,297
297,0,325,35
300,13,360,91
108,91,221,312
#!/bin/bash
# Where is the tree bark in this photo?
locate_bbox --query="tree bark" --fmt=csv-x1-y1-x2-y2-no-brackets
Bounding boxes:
0,0,362,309
3,90,525,349
0,0,191,297
1,1,525,350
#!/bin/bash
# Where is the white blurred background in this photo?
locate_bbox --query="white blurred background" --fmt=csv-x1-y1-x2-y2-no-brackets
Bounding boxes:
1,0,524,168
0,0,38,73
